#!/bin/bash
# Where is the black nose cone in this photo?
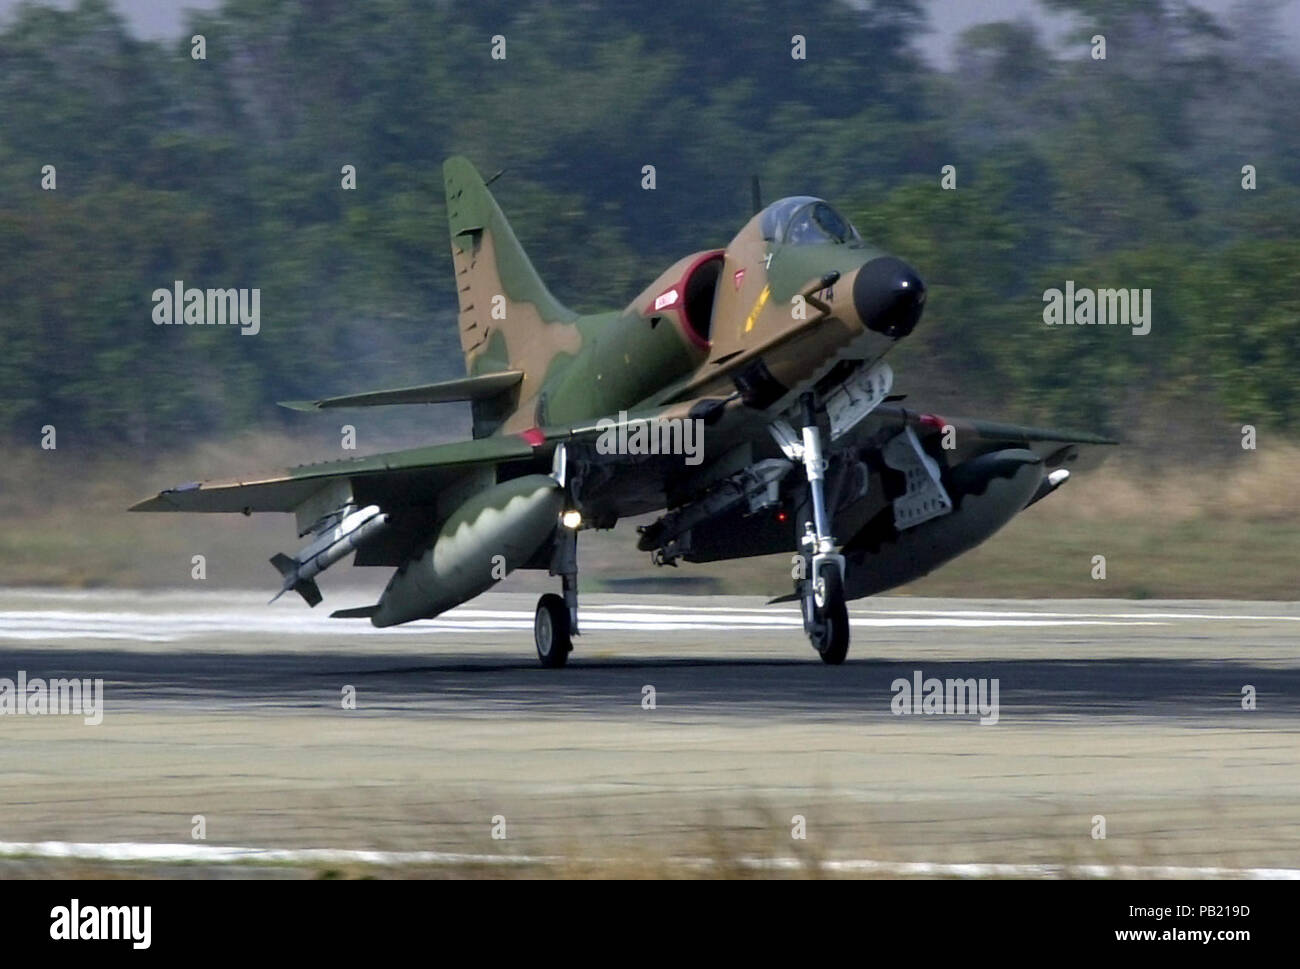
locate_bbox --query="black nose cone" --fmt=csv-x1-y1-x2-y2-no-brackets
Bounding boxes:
853,256,926,339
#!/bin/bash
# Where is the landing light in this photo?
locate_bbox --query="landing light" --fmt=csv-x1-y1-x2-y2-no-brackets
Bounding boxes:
562,510,582,529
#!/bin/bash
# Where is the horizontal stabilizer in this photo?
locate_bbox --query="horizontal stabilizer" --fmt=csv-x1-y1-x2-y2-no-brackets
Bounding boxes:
278,371,523,411
330,605,379,619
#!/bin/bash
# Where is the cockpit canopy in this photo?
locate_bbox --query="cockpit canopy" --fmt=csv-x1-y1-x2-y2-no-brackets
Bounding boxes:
758,196,862,246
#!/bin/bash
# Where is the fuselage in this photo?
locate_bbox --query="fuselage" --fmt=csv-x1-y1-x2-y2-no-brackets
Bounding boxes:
497,197,926,435
379,195,928,626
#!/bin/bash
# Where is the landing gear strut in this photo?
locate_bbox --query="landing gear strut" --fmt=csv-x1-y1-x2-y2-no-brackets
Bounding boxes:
535,518,579,668
794,392,850,664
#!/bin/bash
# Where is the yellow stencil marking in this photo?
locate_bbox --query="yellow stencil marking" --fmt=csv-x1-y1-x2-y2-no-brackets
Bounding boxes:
743,284,770,334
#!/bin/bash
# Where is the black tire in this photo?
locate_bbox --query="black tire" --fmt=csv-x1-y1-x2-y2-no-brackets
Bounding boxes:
808,564,850,665
534,593,571,668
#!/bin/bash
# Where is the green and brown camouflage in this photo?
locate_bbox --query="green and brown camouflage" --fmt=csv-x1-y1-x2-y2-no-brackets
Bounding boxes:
132,157,1115,664
442,160,908,436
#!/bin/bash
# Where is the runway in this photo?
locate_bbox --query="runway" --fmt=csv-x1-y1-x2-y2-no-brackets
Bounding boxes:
0,589,1297,877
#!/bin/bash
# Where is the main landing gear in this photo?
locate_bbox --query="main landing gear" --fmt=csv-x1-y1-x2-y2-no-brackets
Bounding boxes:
793,392,850,664
535,517,579,668
534,592,571,668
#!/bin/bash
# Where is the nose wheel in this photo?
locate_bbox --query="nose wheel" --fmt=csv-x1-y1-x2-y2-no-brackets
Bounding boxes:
805,561,849,664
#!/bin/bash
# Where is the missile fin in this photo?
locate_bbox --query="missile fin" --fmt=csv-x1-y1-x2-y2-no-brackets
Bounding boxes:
293,578,323,607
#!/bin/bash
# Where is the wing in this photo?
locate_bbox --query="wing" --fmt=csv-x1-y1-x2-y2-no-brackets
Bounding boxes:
129,433,538,515
129,394,741,515
128,398,748,565
837,403,1117,469
130,433,551,570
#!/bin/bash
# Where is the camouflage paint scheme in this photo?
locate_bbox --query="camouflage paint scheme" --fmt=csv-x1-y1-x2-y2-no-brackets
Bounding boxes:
133,156,1114,631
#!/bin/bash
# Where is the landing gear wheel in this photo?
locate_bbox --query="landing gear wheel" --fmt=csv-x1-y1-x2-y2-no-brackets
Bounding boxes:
534,593,572,668
808,564,850,665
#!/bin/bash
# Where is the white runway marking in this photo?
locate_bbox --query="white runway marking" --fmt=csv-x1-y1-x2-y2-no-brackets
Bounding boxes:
1,591,1293,642
0,605,1166,641
0,839,1295,879
583,604,1300,622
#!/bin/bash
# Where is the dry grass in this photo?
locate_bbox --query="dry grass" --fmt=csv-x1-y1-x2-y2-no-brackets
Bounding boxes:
1060,445,1300,523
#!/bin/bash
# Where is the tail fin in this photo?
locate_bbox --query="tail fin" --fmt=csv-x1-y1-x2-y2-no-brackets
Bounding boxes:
443,157,576,382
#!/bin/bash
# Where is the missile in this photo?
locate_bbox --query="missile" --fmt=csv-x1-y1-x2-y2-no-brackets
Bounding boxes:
270,504,389,606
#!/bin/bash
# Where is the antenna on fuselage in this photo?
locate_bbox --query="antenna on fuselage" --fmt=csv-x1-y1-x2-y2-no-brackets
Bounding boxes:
751,175,762,215
484,169,506,187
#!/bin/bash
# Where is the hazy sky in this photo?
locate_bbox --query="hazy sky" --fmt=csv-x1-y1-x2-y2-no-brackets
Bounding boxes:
2,0,1297,66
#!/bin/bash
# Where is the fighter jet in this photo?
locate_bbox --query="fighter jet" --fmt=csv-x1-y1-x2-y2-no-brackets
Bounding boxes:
132,157,1115,666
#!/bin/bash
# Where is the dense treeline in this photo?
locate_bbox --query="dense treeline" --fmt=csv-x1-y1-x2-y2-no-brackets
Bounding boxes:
1,0,1297,451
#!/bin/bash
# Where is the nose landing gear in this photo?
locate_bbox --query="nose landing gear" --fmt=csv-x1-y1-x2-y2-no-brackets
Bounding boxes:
792,392,850,664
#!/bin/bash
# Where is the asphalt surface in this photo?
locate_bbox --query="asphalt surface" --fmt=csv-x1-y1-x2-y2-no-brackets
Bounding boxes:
1,589,1298,874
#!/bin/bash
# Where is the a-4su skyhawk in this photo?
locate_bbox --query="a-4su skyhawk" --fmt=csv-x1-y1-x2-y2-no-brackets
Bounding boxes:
133,157,1115,666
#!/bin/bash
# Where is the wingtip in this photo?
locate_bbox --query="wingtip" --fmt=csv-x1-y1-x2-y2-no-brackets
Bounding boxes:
128,479,204,512
128,495,167,512
277,400,320,412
